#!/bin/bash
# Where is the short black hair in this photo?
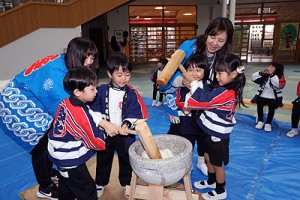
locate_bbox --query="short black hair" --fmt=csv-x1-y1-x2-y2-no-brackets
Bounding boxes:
270,62,284,78
63,66,98,93
158,57,168,66
184,53,209,80
106,53,132,74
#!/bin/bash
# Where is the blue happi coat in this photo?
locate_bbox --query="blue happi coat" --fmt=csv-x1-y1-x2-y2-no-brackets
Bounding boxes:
159,39,196,121
0,53,69,152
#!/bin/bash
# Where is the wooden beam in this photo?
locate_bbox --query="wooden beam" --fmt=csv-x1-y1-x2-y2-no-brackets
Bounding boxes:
243,98,293,110
125,185,199,200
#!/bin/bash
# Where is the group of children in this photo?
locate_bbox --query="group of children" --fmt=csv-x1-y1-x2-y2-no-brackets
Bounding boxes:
146,17,242,200
50,46,247,200
48,53,148,200
1,24,297,200
48,19,299,200
39,19,299,200
33,48,298,200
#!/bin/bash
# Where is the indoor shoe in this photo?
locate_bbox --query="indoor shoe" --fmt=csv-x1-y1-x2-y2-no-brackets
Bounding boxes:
194,180,216,189
287,129,298,137
155,101,163,106
255,121,264,129
96,185,105,198
152,100,157,106
264,124,272,132
201,189,227,200
36,182,58,200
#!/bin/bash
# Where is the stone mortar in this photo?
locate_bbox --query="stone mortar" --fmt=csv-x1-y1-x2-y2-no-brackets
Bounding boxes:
129,134,193,186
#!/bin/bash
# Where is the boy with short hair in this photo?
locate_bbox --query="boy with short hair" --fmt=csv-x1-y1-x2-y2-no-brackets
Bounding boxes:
48,66,119,200
89,53,148,198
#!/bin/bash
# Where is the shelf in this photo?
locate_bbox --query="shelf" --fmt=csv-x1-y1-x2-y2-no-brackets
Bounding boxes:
129,24,196,64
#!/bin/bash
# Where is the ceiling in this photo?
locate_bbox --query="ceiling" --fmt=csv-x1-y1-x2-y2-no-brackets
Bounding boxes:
129,0,300,23
129,5,197,23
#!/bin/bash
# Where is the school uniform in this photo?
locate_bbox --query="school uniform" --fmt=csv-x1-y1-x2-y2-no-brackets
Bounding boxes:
150,69,163,103
185,81,237,166
48,95,107,200
89,82,148,187
252,71,283,124
176,86,206,155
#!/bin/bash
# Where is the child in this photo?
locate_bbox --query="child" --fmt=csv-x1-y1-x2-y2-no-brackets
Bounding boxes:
89,53,148,198
48,67,119,200
150,57,168,106
176,53,209,176
251,62,285,132
286,81,300,137
183,54,246,200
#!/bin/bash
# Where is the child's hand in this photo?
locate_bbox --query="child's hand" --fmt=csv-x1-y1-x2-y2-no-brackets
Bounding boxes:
120,124,129,135
261,68,271,74
184,108,191,115
99,120,120,137
182,72,193,89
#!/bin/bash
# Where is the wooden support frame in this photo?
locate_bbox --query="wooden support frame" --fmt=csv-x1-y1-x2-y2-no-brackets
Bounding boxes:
127,171,199,200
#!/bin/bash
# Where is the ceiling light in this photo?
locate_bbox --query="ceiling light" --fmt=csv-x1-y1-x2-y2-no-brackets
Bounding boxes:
183,13,192,16
144,18,152,20
155,6,166,10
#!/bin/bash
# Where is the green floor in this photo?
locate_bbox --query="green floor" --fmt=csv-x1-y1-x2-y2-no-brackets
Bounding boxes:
98,62,300,123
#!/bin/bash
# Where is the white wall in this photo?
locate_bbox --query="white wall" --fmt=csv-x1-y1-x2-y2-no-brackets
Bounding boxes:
197,4,222,35
107,6,129,42
0,27,81,80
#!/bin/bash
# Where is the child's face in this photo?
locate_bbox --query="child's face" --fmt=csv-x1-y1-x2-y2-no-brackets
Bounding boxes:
215,71,235,86
187,65,204,81
264,64,276,74
76,85,97,103
158,62,164,70
107,66,131,87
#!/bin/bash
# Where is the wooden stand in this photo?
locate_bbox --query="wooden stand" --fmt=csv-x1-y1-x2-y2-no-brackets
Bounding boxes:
126,171,199,200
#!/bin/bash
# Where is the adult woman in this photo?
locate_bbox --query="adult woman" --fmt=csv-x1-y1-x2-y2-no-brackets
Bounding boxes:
180,17,234,200
180,16,234,83
161,17,234,179
0,37,99,200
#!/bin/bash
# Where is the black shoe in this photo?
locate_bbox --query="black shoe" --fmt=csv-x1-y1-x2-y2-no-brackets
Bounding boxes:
50,168,59,181
36,182,58,200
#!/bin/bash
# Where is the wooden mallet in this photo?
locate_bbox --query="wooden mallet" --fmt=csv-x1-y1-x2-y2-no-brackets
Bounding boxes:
135,121,162,159
157,49,187,86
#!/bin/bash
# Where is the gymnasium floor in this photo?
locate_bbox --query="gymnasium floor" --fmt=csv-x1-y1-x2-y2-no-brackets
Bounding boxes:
1,62,300,199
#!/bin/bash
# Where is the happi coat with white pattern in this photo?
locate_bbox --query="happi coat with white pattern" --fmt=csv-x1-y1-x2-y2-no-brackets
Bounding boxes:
0,53,69,152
